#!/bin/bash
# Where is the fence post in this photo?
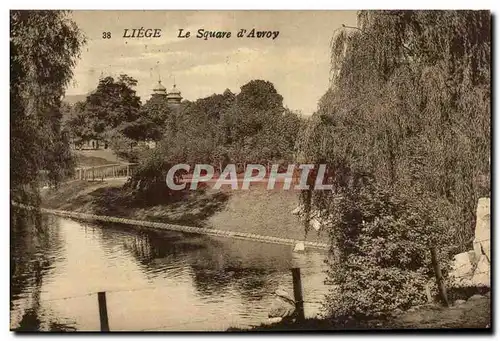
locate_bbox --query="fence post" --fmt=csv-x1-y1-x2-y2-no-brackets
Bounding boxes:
127,165,130,178
97,291,110,332
92,167,95,181
291,267,305,322
425,282,433,303
430,246,449,307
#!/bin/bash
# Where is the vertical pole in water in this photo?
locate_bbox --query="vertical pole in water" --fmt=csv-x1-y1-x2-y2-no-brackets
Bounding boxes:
291,268,305,322
97,291,110,332
430,246,449,307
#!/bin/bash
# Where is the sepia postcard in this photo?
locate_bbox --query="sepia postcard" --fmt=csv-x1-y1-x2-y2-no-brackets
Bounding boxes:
10,10,491,332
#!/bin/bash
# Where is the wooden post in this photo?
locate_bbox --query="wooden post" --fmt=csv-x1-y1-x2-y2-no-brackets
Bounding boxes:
113,165,116,178
92,167,95,181
430,246,449,307
126,165,130,178
291,268,305,322
97,291,110,332
425,282,433,303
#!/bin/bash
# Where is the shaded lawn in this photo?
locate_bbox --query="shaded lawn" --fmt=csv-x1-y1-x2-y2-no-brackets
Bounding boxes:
42,180,229,227
207,185,327,243
73,149,123,166
74,154,117,167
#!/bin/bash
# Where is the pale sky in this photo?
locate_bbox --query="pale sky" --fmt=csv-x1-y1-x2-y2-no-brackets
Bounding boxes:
66,10,358,115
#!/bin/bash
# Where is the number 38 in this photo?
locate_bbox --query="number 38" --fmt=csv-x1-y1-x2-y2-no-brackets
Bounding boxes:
102,32,111,39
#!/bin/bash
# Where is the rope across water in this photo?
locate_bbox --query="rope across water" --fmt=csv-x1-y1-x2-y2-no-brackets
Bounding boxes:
12,202,330,251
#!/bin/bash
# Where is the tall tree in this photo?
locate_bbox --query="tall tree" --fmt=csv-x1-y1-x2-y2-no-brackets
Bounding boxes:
300,10,490,318
85,74,142,140
136,94,174,141
219,80,289,164
11,10,85,204
64,101,97,148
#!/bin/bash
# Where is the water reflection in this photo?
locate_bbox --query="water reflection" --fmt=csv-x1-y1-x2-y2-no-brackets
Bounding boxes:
10,214,329,331
11,211,76,331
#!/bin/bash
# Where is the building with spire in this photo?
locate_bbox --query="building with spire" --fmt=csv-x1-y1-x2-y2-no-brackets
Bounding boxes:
166,83,182,108
152,79,167,97
150,75,183,111
151,71,182,105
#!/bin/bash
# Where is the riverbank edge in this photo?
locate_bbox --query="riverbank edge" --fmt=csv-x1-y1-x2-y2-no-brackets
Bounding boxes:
39,179,328,244
227,294,491,331
13,202,329,251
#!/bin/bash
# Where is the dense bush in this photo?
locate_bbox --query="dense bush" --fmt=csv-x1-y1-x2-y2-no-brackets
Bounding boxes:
323,175,451,317
107,131,148,163
124,149,186,204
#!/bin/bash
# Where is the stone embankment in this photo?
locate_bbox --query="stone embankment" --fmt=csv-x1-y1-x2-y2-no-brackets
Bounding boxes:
449,197,490,287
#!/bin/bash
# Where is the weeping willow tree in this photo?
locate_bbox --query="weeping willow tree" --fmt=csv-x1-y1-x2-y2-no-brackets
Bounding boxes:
11,10,85,207
299,11,490,318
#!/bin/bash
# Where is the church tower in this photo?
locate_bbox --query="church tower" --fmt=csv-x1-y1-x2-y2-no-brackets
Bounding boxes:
152,78,167,98
150,70,183,111
166,81,182,109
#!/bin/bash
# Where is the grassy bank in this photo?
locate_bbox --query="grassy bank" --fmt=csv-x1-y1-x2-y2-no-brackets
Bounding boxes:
41,180,326,243
229,294,491,331
73,149,123,166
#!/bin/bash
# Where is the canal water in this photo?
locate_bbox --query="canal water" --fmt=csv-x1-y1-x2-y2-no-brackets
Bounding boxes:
10,214,330,331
